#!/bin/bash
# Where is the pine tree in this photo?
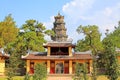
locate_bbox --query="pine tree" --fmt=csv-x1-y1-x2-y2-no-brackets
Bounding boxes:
74,63,83,80
33,63,47,80
6,50,18,80
24,73,31,80
103,37,119,80
82,63,88,80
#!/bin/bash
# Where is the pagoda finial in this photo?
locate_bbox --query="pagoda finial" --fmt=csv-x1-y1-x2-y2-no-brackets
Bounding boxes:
58,11,61,16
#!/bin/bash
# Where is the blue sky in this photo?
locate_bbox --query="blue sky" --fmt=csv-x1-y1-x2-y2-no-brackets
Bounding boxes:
0,0,71,26
1,0,120,43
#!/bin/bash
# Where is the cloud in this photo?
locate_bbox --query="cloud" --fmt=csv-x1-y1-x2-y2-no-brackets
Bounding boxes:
63,0,94,15
43,16,54,41
89,3,120,32
62,0,120,42
43,16,54,29
62,0,95,22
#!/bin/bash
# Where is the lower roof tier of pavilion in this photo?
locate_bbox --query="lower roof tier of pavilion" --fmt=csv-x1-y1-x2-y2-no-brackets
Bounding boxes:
22,52,92,60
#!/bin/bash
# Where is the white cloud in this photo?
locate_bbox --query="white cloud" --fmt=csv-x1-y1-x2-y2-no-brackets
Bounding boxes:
62,0,120,42
103,8,112,17
43,16,54,41
63,0,95,22
43,16,54,29
63,0,94,14
89,3,120,33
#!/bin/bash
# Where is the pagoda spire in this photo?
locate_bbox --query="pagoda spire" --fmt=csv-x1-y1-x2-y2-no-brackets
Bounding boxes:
58,12,60,16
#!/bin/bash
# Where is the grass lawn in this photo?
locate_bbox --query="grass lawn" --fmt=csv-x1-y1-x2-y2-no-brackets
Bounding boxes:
0,75,120,80
0,76,24,80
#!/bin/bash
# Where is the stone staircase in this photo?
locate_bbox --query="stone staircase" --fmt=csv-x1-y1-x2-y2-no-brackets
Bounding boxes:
47,74,73,80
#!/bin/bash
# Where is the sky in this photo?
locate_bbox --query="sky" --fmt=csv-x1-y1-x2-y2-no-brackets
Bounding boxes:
0,0,120,43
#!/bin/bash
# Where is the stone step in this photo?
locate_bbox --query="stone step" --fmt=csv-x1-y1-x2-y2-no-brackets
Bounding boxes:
47,74,73,80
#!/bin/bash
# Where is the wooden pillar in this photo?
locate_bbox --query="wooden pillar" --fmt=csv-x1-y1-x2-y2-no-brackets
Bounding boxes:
69,47,72,56
89,60,92,74
47,47,51,56
47,60,50,74
26,60,30,73
69,60,72,74
0,57,5,75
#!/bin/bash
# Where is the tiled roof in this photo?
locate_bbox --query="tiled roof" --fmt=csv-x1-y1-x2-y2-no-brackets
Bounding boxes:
43,42,75,47
0,52,9,58
0,52,2,56
73,54,92,59
22,52,92,60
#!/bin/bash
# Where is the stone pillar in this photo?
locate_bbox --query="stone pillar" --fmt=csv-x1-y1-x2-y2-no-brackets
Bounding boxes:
69,60,72,74
69,47,72,56
0,58,5,75
47,60,50,74
47,47,51,56
26,60,30,73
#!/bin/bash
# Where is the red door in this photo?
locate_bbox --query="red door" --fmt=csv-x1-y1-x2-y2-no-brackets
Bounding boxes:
50,62,55,74
64,63,69,74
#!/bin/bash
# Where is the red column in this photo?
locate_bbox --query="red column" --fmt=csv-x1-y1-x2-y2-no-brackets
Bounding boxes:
50,61,55,74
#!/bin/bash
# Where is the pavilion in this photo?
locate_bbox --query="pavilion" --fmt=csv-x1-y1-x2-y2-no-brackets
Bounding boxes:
22,13,92,74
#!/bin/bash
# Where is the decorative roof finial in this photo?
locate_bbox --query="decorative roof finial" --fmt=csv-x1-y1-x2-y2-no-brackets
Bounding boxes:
58,11,60,16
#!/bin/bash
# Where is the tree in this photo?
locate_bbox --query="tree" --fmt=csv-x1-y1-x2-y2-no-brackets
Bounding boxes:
74,63,88,80
105,21,120,48
74,63,83,80
76,25,102,52
18,19,54,52
33,63,47,80
0,14,19,80
76,25,103,80
82,63,88,80
24,73,31,80
75,39,90,52
102,33,119,80
0,14,18,48
6,50,18,80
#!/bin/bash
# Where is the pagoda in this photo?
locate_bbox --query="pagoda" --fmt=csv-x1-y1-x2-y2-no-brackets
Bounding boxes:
51,13,68,41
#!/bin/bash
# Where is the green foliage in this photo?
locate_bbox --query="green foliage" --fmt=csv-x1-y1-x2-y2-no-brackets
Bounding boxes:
6,51,18,80
33,63,47,80
103,36,119,80
76,25,103,52
0,14,18,48
74,63,83,80
105,21,120,48
75,39,90,52
6,68,14,80
24,73,31,80
96,52,106,71
18,19,54,52
74,63,88,80
83,63,88,80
